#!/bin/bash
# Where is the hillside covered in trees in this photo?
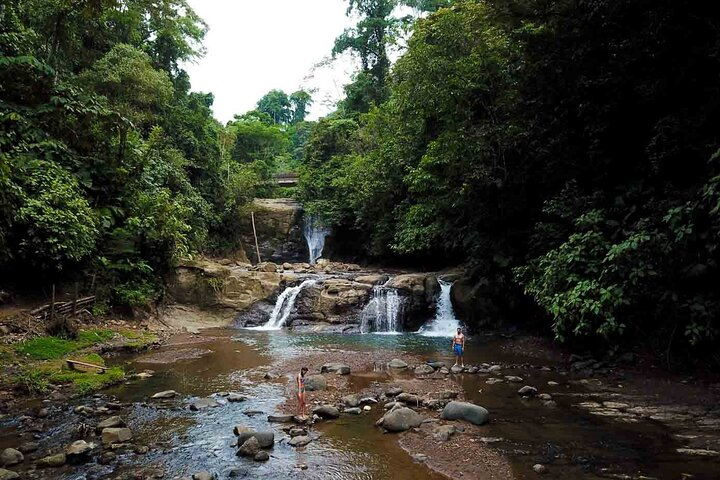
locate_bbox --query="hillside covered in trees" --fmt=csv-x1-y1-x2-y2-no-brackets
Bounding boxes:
298,0,720,365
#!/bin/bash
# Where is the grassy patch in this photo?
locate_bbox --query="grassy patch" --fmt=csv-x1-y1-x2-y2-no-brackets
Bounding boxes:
15,329,116,360
18,353,124,395
118,329,159,350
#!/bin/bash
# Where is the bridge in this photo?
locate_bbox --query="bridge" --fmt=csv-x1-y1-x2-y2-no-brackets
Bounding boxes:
274,172,298,187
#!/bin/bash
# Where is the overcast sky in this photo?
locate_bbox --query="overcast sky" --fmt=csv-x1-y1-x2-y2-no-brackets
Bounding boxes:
184,0,358,124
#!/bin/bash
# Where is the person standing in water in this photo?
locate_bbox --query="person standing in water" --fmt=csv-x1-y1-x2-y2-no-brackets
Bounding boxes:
296,367,308,418
452,327,465,368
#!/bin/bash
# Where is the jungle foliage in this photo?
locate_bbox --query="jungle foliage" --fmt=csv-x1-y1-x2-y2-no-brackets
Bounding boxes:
0,1,310,307
299,0,720,364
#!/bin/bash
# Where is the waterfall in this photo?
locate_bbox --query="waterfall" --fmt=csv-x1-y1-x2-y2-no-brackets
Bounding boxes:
303,215,330,265
252,279,317,330
418,279,461,337
361,284,403,334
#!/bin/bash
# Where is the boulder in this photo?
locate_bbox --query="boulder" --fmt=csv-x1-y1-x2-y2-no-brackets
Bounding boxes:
288,427,307,437
344,407,362,415
288,436,312,447
426,361,446,370
321,363,351,375
314,405,340,419
379,408,423,432
234,424,253,436
547,381,559,387
65,440,95,462
441,401,490,426
254,451,269,462
518,386,538,398
385,387,403,397
227,393,246,403
505,376,524,383
0,469,18,480
304,375,327,391
190,397,220,410
236,437,261,457
36,453,66,468
342,394,360,408
0,449,23,467
101,427,133,445
267,414,294,423
414,364,435,375
359,397,378,404
151,390,178,399
439,367,450,374
236,431,274,449
487,365,502,374
96,415,125,431
388,359,408,369
396,393,420,405
450,365,464,374
538,393,552,401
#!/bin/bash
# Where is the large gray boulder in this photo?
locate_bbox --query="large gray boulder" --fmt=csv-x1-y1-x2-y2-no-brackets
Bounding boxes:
388,359,408,369
396,393,420,405
304,375,327,391
236,437,261,457
379,408,423,432
414,364,435,375
321,363,351,375
313,405,340,419
342,394,360,408
0,449,23,467
441,401,490,426
517,386,538,398
236,431,274,449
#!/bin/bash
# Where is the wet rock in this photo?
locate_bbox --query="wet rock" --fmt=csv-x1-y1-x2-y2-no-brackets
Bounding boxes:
193,471,215,480
37,453,66,468
342,394,360,408
354,274,388,285
441,401,490,426
532,464,547,474
227,393,246,403
151,390,177,399
313,405,340,419
363,405,372,412
538,393,552,401
488,365,502,374
414,364,435,375
289,436,312,447
505,376,524,383
411,453,428,463
304,375,327,391
388,359,408,369
439,367,450,374
65,440,95,463
263,372,278,380
676,448,719,456
134,445,150,454
385,401,401,410
450,365,464,374
467,366,479,374
243,410,264,416
542,400,558,408
433,425,457,442
378,407,423,432
254,451,269,462
101,427,133,445
96,415,125,431
547,381,559,386
0,449,23,467
74,405,94,415
385,387,403,397
360,397,378,404
236,431,274,449
268,414,294,423
0,469,19,480
236,437,261,457
440,390,459,400
190,397,220,410
486,378,504,385
396,393,420,405
518,386,538,398
288,427,307,437
321,363,351,375
18,442,38,454
426,361,446,369
36,407,49,419
344,407,362,415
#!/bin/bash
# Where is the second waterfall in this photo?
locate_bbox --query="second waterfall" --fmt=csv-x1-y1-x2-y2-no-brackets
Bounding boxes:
360,284,404,334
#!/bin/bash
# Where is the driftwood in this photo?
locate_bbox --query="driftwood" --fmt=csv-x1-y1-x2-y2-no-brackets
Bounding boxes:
66,359,106,373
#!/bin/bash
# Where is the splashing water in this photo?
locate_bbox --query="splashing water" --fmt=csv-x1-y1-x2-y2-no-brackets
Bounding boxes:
251,279,317,330
418,278,461,337
361,284,404,334
303,215,330,264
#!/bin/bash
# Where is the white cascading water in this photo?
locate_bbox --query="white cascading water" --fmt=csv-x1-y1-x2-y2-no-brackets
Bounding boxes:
361,284,403,334
252,279,317,330
303,215,330,264
418,279,461,336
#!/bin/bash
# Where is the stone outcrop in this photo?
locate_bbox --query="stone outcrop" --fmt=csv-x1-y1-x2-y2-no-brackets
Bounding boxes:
237,199,307,263
292,278,373,330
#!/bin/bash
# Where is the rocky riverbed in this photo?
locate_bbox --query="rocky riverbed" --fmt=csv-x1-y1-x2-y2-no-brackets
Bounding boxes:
1,326,719,480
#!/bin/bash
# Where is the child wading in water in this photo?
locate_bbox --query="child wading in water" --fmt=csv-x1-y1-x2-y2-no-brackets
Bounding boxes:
296,367,308,418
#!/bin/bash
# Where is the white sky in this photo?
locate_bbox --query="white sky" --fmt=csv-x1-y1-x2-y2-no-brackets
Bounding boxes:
184,0,358,124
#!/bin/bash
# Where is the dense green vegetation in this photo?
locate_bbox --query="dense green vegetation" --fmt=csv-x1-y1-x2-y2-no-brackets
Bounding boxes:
0,1,311,307
299,0,720,364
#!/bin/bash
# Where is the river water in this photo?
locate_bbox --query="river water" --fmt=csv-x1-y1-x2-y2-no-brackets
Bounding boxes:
1,327,719,479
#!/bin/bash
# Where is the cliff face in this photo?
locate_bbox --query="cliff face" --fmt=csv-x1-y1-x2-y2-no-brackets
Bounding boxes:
237,199,308,264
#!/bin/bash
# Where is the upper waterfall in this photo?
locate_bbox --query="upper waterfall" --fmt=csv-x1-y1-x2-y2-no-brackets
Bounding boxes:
303,215,330,265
